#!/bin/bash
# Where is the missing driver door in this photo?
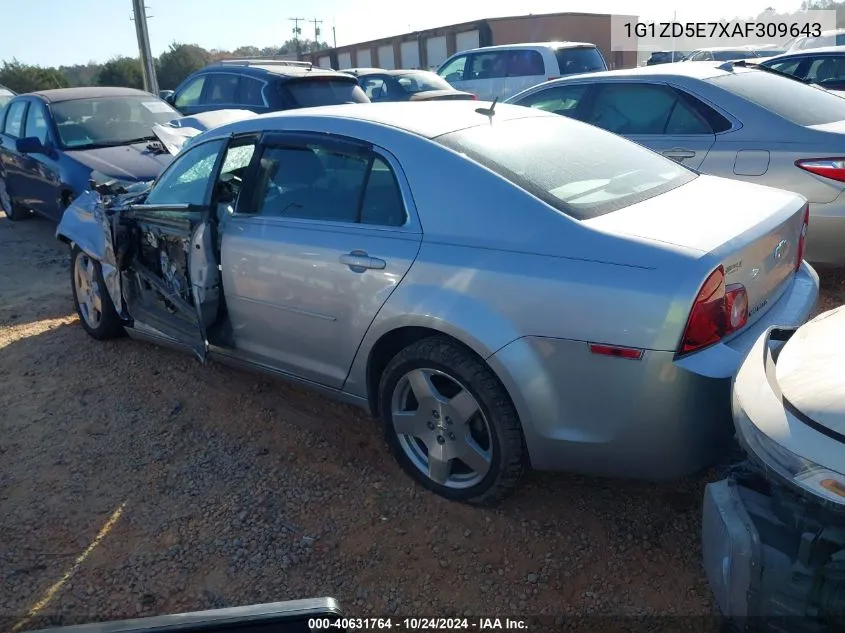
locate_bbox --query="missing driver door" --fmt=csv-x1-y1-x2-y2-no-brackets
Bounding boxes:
118,137,229,360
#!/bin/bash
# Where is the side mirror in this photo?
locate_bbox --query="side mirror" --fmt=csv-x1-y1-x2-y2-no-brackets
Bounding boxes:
16,136,47,155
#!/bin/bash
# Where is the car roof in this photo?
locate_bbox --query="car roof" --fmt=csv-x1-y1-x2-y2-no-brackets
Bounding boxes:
547,60,746,82
453,41,596,55
202,62,345,80
765,45,845,60
211,101,555,140
22,86,154,103
355,69,438,77
690,46,756,52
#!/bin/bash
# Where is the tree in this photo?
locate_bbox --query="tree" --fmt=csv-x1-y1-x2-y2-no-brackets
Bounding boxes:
96,56,144,89
59,62,101,87
0,59,69,92
156,43,212,90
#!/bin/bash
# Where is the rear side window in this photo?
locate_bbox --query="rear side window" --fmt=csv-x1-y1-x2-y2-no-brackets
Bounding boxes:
281,79,369,107
514,84,589,117
553,47,607,76
710,70,845,126
436,116,696,220
3,101,27,137
239,76,265,106
505,50,545,77
586,83,712,135
766,59,802,75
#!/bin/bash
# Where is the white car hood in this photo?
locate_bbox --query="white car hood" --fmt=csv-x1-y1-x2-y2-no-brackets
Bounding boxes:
153,109,259,155
776,304,845,434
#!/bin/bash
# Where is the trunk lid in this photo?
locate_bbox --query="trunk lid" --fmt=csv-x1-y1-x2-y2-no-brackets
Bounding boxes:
585,174,807,330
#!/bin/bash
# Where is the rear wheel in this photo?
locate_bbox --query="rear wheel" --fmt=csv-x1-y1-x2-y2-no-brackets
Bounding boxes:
0,174,29,221
71,246,124,340
379,336,527,505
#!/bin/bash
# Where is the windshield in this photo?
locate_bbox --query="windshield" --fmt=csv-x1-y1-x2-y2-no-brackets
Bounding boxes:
436,116,696,220
51,95,180,149
283,78,369,107
393,72,453,93
0,88,12,109
710,69,845,126
554,47,607,75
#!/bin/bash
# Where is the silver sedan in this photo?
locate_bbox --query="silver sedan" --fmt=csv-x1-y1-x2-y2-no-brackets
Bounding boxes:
57,102,819,504
507,61,845,267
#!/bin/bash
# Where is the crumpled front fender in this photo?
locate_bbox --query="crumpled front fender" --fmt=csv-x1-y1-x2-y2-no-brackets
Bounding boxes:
56,191,123,317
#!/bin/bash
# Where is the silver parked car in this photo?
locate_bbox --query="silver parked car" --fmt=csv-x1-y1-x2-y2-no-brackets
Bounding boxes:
56,102,819,504
506,61,845,267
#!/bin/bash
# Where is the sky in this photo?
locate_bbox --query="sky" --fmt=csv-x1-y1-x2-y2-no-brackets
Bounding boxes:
0,0,807,67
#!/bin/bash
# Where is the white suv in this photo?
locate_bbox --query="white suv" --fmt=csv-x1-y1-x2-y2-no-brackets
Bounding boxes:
436,42,607,101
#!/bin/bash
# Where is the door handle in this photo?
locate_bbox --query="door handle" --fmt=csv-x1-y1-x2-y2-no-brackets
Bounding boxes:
662,148,696,160
340,250,386,271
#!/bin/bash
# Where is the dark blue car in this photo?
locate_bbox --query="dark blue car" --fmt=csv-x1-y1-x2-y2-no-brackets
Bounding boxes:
0,87,179,222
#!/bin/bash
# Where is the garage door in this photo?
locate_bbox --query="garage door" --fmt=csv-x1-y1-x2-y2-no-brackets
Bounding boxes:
455,30,480,53
426,35,448,70
316,55,331,69
378,45,395,69
400,41,419,69
338,51,352,69
357,48,372,67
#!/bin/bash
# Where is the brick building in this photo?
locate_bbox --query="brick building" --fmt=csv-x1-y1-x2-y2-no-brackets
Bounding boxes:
305,11,638,72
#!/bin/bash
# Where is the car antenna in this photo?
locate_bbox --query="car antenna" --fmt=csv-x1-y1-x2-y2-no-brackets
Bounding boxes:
475,97,498,119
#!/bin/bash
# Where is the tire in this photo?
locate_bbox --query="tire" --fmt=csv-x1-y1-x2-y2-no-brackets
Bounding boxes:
0,173,29,221
70,245,124,340
378,335,527,505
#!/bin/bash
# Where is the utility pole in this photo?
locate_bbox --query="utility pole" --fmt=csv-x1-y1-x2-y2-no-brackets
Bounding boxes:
131,0,159,94
332,25,337,49
312,18,323,47
290,17,304,59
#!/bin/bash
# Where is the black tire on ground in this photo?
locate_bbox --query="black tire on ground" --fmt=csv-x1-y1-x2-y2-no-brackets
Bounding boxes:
378,335,527,506
70,245,125,340
0,175,31,221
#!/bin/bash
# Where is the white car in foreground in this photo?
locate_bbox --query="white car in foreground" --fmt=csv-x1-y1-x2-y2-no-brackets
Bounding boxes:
703,304,845,625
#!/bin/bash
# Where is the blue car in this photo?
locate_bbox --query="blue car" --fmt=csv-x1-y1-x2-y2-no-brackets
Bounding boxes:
0,86,179,222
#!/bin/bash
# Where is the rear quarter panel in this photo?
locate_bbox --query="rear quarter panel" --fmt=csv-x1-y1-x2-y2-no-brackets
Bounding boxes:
341,132,717,398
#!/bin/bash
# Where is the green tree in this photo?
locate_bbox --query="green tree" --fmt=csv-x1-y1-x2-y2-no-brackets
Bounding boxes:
0,59,69,92
96,56,144,89
59,62,101,87
156,42,211,90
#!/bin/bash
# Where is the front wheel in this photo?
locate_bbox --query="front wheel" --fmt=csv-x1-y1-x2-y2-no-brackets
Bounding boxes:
70,246,124,340
0,174,29,221
378,336,527,505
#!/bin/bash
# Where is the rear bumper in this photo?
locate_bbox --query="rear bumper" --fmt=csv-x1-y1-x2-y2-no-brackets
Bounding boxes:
487,263,819,479
806,199,845,267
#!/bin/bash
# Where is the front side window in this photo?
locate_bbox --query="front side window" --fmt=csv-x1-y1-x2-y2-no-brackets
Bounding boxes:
281,78,369,107
24,102,49,144
514,84,589,117
438,55,467,82
710,69,845,126
51,96,179,149
3,101,27,138
805,56,845,83
436,116,696,220
586,83,711,135
468,52,507,80
250,143,406,226
145,139,225,206
174,76,206,108
204,74,238,104
360,77,388,100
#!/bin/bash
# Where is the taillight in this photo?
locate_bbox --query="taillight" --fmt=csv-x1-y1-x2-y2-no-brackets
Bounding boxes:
678,266,749,355
470,93,478,100
796,158,845,182
795,203,809,271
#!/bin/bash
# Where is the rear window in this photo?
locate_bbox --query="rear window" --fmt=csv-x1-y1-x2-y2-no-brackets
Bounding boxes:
282,78,369,108
710,69,845,126
436,116,696,220
554,47,607,76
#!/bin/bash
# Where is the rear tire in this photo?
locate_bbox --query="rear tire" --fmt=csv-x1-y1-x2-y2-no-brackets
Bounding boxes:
70,245,124,340
378,336,527,505
0,174,30,221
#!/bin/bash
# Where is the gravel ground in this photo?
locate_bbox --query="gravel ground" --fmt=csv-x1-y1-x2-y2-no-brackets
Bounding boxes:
1,214,843,631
